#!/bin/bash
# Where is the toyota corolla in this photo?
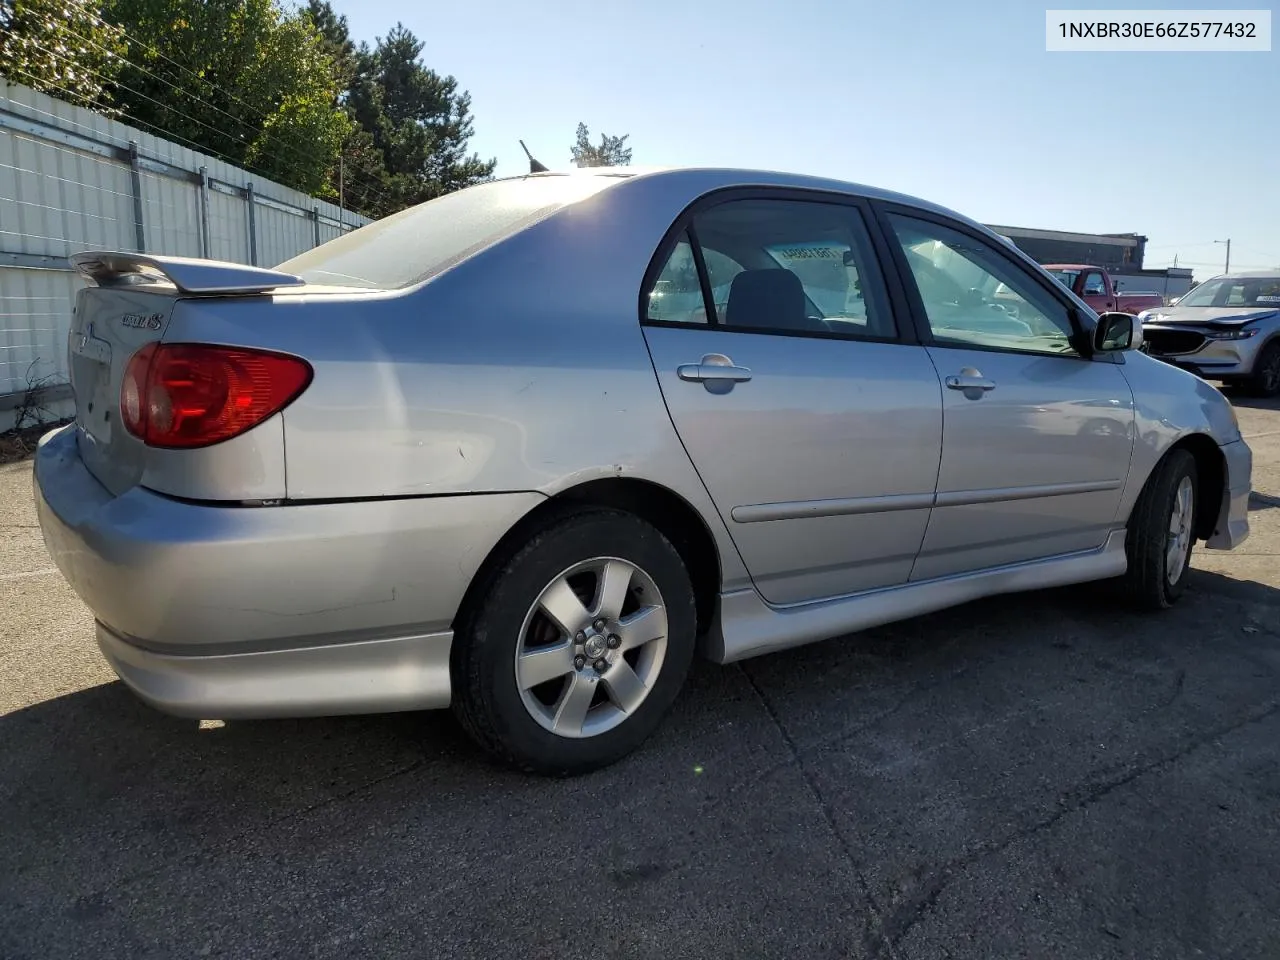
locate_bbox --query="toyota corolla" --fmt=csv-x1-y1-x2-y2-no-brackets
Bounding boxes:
34,167,1253,774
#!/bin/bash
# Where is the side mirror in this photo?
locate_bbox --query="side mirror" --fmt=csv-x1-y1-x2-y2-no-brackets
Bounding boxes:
1093,311,1143,353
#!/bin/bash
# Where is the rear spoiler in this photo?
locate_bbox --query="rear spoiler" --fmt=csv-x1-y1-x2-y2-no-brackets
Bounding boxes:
69,251,305,295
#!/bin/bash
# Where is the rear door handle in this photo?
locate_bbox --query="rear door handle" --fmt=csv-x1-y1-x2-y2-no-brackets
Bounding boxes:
677,353,753,384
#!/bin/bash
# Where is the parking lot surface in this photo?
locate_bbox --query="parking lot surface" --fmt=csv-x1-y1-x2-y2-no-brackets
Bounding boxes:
2,397,1279,960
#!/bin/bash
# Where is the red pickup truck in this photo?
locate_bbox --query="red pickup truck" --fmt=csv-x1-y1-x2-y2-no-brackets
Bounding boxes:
1043,264,1164,315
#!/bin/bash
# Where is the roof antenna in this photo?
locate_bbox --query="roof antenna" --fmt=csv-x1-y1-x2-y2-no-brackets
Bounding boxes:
519,140,549,174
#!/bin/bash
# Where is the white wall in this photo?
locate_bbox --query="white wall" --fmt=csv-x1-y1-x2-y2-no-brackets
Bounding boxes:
0,79,370,430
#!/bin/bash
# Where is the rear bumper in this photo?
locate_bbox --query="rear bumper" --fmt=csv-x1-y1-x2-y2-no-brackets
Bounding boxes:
1206,438,1252,551
33,423,545,717
97,621,454,718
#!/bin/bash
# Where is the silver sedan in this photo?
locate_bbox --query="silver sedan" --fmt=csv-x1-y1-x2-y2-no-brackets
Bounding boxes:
34,167,1254,774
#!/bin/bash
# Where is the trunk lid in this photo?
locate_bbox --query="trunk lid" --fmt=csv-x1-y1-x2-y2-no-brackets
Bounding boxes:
66,251,304,496
69,285,177,495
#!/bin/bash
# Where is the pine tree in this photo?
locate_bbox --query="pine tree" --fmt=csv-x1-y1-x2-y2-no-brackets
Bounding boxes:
570,122,632,167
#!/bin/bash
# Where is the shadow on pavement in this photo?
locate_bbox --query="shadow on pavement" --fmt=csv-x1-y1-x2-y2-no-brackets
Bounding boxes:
2,569,1279,960
1222,390,1280,413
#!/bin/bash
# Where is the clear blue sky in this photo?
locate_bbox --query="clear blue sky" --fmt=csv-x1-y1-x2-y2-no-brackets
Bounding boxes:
333,0,1279,276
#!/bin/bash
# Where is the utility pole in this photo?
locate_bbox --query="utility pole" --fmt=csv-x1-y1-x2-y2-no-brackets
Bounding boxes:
1215,238,1231,274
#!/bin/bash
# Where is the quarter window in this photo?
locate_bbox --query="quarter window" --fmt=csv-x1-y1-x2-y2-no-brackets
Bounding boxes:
644,197,895,340
887,214,1080,357
646,233,707,324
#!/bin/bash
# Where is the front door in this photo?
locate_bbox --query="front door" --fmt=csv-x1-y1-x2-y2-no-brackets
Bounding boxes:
878,208,1136,582
641,193,943,605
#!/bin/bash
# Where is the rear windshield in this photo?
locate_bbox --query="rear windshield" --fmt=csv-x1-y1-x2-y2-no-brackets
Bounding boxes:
276,174,624,290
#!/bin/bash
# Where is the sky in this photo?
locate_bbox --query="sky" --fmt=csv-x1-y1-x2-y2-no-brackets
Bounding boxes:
332,0,1279,276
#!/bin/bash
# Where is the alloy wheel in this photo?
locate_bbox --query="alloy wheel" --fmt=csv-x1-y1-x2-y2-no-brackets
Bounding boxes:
514,557,668,738
1166,475,1194,585
1262,349,1280,394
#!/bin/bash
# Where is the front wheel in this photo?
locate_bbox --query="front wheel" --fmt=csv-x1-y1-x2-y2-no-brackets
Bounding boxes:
451,508,697,775
1245,341,1280,398
1121,449,1198,610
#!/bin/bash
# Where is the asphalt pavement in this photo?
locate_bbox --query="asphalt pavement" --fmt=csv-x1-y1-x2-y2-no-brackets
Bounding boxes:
2,397,1279,960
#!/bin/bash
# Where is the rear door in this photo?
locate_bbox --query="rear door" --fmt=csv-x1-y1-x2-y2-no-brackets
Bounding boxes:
876,206,1136,582
641,190,943,606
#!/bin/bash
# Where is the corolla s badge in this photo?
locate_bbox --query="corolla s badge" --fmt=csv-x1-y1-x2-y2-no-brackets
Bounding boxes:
120,312,163,330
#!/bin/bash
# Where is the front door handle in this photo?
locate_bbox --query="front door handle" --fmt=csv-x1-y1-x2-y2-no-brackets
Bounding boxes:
677,353,753,384
945,368,996,397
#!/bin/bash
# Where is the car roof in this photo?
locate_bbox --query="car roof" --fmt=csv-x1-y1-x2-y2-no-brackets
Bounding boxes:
496,165,998,236
1041,264,1094,271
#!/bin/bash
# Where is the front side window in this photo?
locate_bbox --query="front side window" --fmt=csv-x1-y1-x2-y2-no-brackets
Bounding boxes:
645,197,894,339
1082,271,1107,296
888,214,1080,357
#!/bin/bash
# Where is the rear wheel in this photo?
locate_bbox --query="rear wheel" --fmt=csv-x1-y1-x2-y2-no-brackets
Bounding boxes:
1121,448,1198,610
1244,341,1280,398
451,508,697,775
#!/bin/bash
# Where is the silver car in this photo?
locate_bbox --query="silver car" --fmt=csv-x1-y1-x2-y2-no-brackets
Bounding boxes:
34,167,1253,775
1139,273,1280,396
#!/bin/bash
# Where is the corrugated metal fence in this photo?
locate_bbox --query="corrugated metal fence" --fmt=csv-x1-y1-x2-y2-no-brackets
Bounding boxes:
0,78,371,429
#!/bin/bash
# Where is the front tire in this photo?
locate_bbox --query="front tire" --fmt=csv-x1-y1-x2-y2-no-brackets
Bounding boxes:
1121,448,1198,610
451,508,697,776
1244,341,1280,398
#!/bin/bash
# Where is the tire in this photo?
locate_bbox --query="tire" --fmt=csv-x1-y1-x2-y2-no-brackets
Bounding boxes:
1244,340,1280,398
1121,448,1198,610
451,508,697,776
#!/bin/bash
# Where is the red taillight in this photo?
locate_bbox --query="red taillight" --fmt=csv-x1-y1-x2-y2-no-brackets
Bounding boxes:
120,343,312,448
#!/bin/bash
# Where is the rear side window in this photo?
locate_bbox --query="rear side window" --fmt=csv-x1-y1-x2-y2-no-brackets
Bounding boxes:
277,174,623,290
645,196,896,340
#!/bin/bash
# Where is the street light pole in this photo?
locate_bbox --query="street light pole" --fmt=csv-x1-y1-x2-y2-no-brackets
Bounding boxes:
1215,238,1231,274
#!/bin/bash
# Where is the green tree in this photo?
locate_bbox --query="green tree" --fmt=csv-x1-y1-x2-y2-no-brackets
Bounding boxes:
301,1,391,214
304,0,356,93
101,0,349,195
3,0,493,215
298,10,493,218
351,24,495,212
0,0,126,111
570,121,632,167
